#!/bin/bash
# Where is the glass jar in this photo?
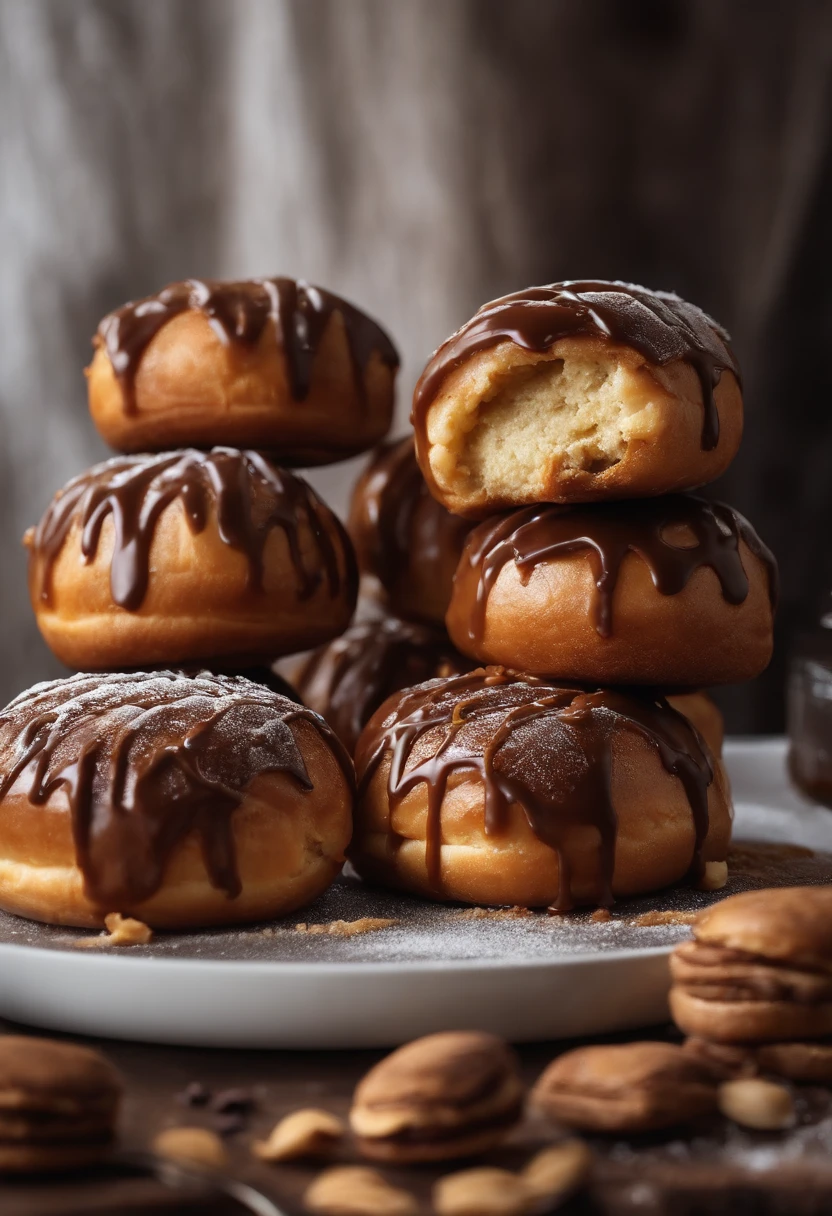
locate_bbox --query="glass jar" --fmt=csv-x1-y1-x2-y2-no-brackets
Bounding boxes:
788,594,832,807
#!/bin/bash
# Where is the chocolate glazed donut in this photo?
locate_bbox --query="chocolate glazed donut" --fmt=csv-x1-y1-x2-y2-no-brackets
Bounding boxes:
348,436,472,625
25,448,358,669
0,671,355,928
89,278,399,463
415,281,739,450
294,617,472,753
351,669,732,911
412,280,744,516
446,495,777,687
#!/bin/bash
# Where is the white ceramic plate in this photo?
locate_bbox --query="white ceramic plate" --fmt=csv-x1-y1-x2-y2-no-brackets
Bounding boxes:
0,738,829,1049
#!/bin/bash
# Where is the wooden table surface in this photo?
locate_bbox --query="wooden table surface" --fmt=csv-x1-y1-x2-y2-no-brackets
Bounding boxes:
4,1017,832,1216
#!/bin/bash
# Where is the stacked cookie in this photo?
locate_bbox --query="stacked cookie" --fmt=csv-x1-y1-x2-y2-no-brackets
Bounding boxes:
673,887,832,1083
1,277,401,930
347,281,778,911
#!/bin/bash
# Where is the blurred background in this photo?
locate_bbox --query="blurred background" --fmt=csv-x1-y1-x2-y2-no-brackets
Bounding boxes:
1,0,831,732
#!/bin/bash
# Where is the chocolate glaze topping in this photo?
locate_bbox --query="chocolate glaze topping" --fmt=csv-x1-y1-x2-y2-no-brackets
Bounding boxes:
355,669,714,909
0,671,353,909
458,495,777,645
97,277,399,412
27,448,356,613
348,436,472,602
413,281,739,450
296,617,472,754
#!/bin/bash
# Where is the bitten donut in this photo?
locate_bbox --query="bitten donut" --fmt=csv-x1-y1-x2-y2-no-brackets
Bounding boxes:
348,436,471,625
446,495,776,687
88,278,399,463
25,448,357,669
413,280,742,517
351,669,732,910
293,616,471,753
0,671,354,928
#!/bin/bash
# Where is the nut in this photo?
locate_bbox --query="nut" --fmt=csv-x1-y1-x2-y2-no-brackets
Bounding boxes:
350,1031,524,1163
152,1126,229,1169
304,1166,419,1215
252,1107,344,1162
698,861,728,891
522,1139,592,1198
433,1167,533,1216
718,1078,795,1130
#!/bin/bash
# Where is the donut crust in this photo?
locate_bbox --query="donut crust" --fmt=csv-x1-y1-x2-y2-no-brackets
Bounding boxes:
88,307,396,464
446,534,773,687
0,720,353,930
415,336,743,518
350,730,732,908
28,484,356,669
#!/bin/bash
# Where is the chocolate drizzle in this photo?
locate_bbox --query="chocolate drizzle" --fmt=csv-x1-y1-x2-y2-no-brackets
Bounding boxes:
0,671,354,909
28,448,356,613
355,669,714,909
459,495,778,645
413,281,740,450
97,278,399,412
348,436,472,609
296,617,472,754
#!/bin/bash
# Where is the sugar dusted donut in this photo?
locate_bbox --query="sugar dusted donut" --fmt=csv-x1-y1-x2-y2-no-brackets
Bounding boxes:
413,281,742,517
0,671,354,928
88,278,399,463
351,669,732,910
25,448,357,669
445,495,776,687
348,436,471,625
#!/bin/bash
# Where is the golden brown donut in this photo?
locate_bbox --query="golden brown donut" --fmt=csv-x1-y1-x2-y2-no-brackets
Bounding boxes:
350,669,732,910
292,615,472,754
667,692,724,757
88,278,399,463
347,436,472,625
0,671,354,929
445,495,776,687
412,280,743,518
669,887,832,1043
25,448,357,669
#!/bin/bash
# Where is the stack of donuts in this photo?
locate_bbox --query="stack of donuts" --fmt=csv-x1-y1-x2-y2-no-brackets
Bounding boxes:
335,282,778,911
3,277,401,928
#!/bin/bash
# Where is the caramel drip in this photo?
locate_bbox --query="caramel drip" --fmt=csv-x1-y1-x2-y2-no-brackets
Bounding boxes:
460,495,777,646
412,281,740,450
97,277,399,412
0,672,354,909
296,617,471,753
28,448,356,613
355,669,713,909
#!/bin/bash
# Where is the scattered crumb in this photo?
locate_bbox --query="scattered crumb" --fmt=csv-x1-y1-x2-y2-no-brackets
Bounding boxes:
634,911,698,927
455,906,535,920
294,918,398,938
590,908,612,923
74,912,153,948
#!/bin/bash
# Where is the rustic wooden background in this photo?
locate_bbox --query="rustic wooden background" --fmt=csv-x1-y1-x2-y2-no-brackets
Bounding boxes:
1,0,831,731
